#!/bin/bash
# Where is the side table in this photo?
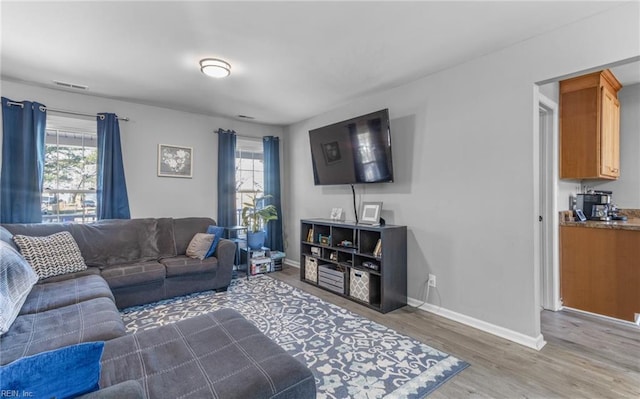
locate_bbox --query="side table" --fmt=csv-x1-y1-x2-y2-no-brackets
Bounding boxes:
225,226,249,280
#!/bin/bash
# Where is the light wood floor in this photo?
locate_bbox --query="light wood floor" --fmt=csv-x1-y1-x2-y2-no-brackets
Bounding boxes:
270,266,640,398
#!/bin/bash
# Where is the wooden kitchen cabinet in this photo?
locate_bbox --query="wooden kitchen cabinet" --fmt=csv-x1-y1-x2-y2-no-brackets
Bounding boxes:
560,225,639,322
560,69,622,179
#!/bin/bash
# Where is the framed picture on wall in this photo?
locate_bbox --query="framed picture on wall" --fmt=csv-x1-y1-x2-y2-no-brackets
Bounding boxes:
158,144,193,178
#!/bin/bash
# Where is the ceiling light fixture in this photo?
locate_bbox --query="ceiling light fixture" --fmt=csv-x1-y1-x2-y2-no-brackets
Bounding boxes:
199,58,231,78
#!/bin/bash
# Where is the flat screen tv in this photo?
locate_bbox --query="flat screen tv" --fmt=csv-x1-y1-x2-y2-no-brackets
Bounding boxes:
309,109,394,185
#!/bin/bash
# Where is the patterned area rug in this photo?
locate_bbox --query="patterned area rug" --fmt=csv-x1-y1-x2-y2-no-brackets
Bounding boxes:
121,275,469,398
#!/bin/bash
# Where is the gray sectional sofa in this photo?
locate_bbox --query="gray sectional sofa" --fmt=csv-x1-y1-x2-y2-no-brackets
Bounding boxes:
1,217,236,308
0,218,316,399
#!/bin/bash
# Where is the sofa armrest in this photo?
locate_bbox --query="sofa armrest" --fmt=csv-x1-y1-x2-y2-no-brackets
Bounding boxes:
76,381,145,399
213,238,236,288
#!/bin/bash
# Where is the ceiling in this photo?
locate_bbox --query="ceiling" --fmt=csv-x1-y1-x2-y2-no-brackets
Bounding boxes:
1,1,636,126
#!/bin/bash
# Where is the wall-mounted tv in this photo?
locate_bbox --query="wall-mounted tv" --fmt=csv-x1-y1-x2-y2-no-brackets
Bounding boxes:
309,109,394,185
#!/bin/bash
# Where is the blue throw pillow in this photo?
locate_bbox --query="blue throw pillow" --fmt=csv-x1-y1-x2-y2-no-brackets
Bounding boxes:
0,342,104,399
205,225,225,258
0,240,38,334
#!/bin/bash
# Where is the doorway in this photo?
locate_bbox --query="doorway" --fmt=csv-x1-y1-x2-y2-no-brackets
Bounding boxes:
538,91,562,311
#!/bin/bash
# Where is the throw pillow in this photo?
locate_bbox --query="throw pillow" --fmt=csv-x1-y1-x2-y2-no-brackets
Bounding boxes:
0,341,104,399
186,233,215,260
12,231,87,280
0,241,38,334
205,225,226,258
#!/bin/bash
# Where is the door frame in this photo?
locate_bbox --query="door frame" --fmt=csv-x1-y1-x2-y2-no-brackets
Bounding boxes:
537,90,562,311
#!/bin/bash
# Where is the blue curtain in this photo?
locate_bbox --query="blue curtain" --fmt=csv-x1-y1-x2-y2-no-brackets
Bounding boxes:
96,113,130,219
0,97,47,223
217,129,236,228
263,136,283,251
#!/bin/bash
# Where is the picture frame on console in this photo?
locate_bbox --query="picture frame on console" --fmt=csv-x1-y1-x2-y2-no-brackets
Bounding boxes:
330,207,344,221
359,202,382,225
158,144,193,178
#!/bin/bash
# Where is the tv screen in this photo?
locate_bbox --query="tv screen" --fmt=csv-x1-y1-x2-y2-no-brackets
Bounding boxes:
309,109,394,185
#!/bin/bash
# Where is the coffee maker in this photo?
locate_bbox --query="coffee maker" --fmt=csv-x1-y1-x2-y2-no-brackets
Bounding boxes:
576,191,611,221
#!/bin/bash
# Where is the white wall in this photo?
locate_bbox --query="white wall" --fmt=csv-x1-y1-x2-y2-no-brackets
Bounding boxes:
0,80,283,219
284,3,639,344
586,83,640,207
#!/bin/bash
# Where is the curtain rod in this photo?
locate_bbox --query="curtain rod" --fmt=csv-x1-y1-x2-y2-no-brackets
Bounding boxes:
214,130,263,140
6,101,129,121
214,131,280,141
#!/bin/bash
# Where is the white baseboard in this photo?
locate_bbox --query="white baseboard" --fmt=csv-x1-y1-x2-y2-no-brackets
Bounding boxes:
282,259,545,350
561,306,640,326
284,258,300,268
407,297,547,351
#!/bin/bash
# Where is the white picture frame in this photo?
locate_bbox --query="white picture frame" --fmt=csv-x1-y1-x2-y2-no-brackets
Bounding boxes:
158,144,193,178
330,207,344,221
359,202,382,225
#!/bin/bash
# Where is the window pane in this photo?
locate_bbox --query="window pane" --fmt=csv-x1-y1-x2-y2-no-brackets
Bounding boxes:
43,119,97,224
254,159,264,172
235,138,264,225
238,158,254,170
237,170,254,191
254,174,264,192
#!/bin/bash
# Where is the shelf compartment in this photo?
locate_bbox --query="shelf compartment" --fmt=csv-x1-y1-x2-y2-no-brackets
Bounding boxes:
353,255,381,274
350,268,381,306
331,226,357,248
314,225,331,245
301,222,314,243
359,230,381,256
318,264,346,294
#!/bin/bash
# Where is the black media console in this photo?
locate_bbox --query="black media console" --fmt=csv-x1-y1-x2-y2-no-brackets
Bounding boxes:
300,219,407,313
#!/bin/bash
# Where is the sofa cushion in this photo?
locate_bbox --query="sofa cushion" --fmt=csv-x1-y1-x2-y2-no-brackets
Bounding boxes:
0,342,104,399
100,261,165,289
0,226,18,251
160,255,218,277
1,223,72,239
13,231,87,280
99,308,316,399
0,297,126,366
173,217,216,255
0,241,38,334
156,217,177,259
2,219,164,267
39,266,101,284
69,219,161,267
19,275,115,315
186,233,215,260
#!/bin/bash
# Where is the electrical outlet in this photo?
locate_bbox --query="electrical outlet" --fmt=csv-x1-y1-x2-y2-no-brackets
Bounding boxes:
428,274,436,288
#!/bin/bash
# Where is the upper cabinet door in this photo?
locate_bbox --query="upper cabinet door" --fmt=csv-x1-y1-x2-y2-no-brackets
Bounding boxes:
600,87,621,178
560,69,622,180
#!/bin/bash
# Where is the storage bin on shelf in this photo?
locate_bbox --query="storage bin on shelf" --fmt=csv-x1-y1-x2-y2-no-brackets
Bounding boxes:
318,264,345,294
350,268,379,304
305,256,318,283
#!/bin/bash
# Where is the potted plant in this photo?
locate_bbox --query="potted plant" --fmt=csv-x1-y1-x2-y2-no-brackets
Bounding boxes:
241,195,278,249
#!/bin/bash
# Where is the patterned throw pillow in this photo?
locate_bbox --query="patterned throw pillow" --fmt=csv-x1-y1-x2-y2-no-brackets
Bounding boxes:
13,232,87,280
186,233,215,260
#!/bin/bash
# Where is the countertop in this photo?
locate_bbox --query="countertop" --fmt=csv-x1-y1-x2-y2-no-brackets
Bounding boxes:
560,218,640,231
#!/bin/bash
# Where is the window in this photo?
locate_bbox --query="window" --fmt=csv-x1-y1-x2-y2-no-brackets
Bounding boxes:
235,138,263,225
42,115,97,223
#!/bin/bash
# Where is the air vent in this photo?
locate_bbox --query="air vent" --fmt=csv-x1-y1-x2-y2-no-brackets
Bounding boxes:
53,80,88,90
237,115,255,120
